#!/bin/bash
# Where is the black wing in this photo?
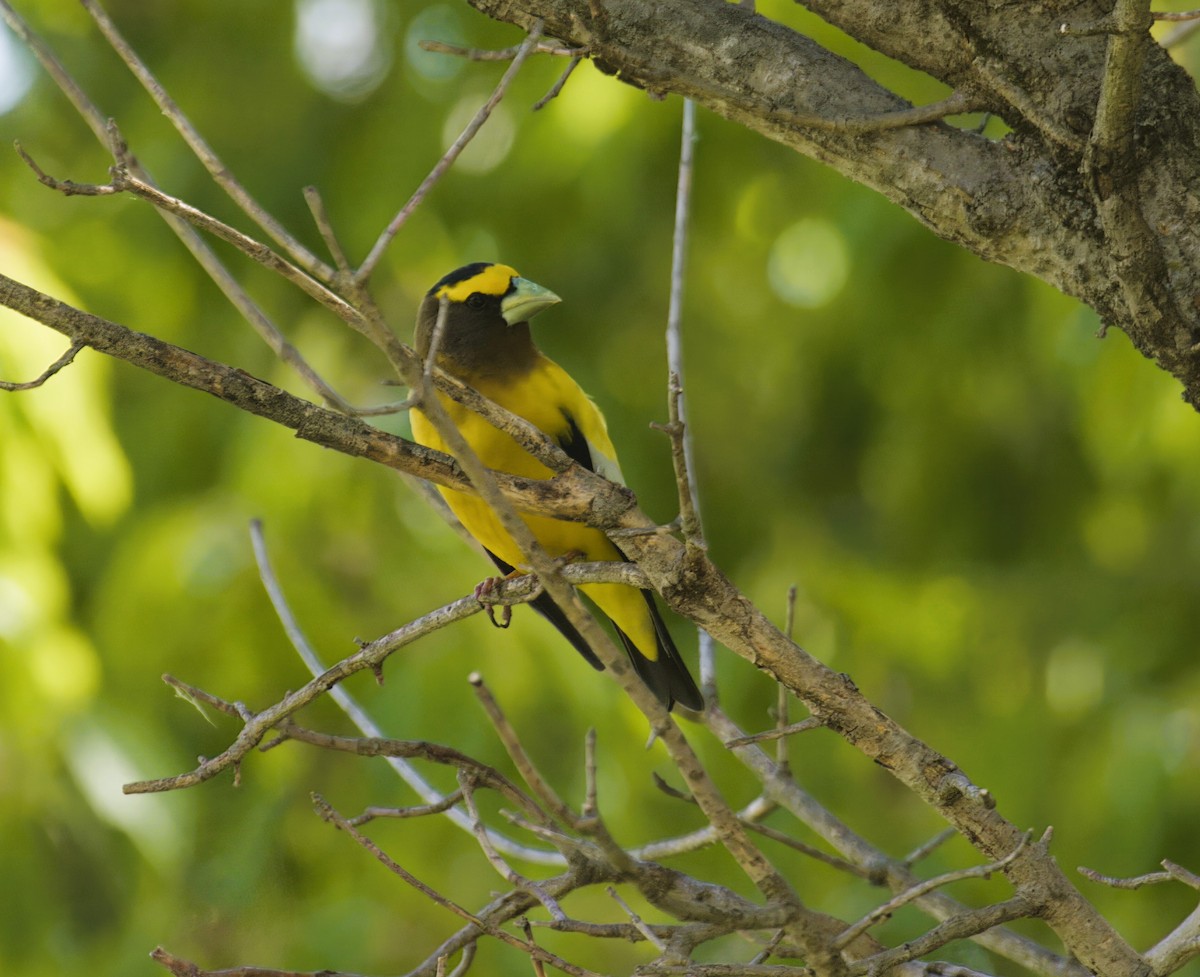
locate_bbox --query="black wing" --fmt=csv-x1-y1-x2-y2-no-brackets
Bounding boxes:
495,408,703,710
557,409,593,470
612,592,705,712
484,549,603,671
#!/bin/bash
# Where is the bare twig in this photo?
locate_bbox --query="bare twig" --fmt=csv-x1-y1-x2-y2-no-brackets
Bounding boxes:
1154,8,1200,20
834,833,1031,950
748,929,785,965
703,705,1084,977
699,80,988,139
444,941,476,977
347,792,465,826
582,728,599,819
14,142,116,195
723,718,824,749
776,585,797,771
313,797,512,931
662,96,703,547
660,95,717,700
633,795,774,863
1079,866,1176,889
424,296,451,382
161,674,246,721
1079,859,1200,890
79,0,332,280
904,828,959,867
533,55,583,110
518,919,548,977
302,185,353,275
470,675,577,826
19,133,364,333
607,886,667,952
418,38,581,60
0,2,353,411
1164,861,1200,890
356,21,545,282
121,538,647,796
1144,899,1200,975
0,338,84,391
652,374,705,547
150,945,370,977
251,519,651,864
848,896,1035,976
1161,17,1200,45
100,159,366,330
742,822,874,881
314,795,605,977
458,771,567,921
817,88,984,132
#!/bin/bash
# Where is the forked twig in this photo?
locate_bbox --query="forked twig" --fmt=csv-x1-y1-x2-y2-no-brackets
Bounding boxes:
470,675,578,826
314,794,605,977
248,520,646,865
834,832,1032,950
79,0,332,280
458,770,568,921
659,95,718,700
356,21,545,282
849,896,1035,976
1079,859,1200,890
0,2,353,411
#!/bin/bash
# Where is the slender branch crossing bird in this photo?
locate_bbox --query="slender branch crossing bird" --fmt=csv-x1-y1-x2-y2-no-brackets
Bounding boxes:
411,262,703,712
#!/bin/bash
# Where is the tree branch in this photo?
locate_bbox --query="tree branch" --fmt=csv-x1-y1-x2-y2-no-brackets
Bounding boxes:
0,337,83,390
467,0,1200,407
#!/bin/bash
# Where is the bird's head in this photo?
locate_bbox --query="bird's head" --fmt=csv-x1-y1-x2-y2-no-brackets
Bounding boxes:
415,262,561,378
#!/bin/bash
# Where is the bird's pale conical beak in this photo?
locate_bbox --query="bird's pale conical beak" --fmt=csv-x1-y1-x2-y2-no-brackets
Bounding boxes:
500,277,561,326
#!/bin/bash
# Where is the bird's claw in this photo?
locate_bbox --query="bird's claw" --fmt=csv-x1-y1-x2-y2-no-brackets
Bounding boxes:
474,575,515,629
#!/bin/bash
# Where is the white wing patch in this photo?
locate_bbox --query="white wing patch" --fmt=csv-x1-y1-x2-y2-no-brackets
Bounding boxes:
588,436,625,485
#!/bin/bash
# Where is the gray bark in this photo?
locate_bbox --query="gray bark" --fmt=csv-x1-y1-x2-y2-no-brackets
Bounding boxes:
470,0,1200,407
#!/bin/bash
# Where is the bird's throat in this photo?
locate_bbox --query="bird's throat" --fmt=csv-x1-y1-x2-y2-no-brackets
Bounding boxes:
440,321,538,383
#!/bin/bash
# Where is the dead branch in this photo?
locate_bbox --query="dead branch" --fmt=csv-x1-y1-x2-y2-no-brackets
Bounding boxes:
0,337,84,390
151,945,369,977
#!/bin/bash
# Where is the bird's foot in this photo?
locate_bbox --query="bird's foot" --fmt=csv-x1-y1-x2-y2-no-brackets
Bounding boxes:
553,549,586,567
474,573,522,629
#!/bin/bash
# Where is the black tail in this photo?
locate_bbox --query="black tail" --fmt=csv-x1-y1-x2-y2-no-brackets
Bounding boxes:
485,552,703,712
613,591,704,712
485,551,603,670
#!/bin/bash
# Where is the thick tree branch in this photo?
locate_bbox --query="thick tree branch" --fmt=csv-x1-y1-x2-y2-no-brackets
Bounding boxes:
2,266,1148,973
0,271,641,527
468,0,1200,407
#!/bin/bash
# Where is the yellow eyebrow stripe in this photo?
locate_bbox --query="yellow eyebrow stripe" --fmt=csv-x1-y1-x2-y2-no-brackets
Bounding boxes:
435,263,519,302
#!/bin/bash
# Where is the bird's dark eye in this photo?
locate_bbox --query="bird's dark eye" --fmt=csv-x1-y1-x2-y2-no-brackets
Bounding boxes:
466,293,486,310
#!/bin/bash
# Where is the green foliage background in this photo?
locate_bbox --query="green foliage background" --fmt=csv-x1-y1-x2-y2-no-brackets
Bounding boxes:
2,2,1199,975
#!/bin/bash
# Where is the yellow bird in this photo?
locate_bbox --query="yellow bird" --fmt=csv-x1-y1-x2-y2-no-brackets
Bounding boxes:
411,262,703,712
